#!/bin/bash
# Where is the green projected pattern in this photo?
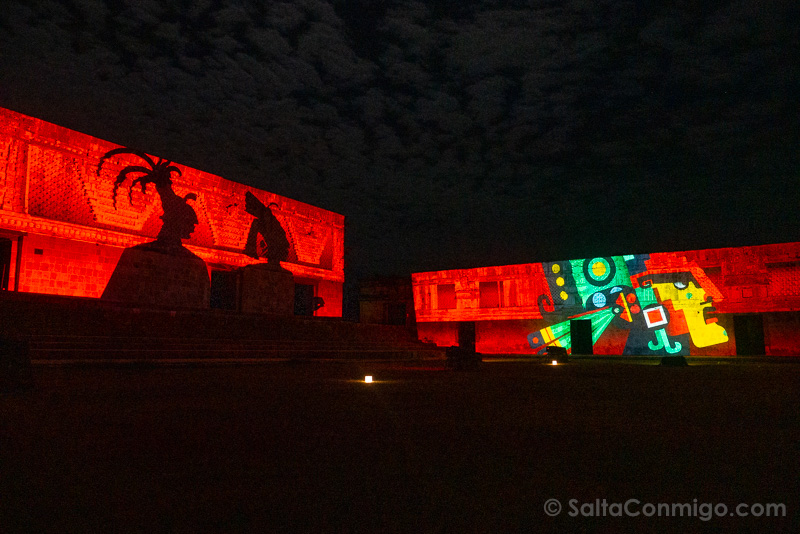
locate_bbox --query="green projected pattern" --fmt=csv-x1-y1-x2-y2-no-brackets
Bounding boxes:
527,253,729,355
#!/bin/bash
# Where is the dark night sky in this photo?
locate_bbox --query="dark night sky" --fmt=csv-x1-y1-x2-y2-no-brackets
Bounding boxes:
1,0,798,282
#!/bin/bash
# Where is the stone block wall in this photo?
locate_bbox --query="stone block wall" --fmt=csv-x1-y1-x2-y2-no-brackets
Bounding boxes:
239,265,294,315
18,235,122,298
0,106,344,316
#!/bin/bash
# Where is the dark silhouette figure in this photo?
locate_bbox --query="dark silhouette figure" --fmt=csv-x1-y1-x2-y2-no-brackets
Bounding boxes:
98,148,200,256
97,148,209,307
243,191,290,268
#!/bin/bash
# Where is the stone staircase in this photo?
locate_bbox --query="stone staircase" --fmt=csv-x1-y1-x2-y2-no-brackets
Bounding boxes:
2,291,446,364
28,335,444,363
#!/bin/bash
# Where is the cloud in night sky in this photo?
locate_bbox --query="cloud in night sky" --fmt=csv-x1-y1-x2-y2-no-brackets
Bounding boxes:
1,0,798,281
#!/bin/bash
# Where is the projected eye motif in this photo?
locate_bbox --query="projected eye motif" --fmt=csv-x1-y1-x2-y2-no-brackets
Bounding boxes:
583,257,616,287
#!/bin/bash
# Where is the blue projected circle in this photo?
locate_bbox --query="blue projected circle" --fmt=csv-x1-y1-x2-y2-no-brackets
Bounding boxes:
592,292,607,308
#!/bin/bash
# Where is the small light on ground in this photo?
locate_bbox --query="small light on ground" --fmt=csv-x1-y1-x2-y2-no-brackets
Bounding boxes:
551,360,558,365
365,375,373,383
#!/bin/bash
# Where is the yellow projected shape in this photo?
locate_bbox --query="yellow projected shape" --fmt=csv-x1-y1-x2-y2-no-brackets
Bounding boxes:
592,261,607,278
650,281,728,348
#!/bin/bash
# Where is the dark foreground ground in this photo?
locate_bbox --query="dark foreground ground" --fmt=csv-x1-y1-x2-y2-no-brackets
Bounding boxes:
1,359,799,533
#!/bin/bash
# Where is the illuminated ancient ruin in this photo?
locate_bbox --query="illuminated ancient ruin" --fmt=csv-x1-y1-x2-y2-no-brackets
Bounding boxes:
413,245,800,356
0,107,343,316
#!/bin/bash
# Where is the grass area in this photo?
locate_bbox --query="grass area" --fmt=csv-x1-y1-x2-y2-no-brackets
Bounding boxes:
1,360,798,533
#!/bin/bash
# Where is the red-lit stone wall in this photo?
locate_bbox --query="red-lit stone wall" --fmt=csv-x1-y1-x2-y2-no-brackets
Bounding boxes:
416,321,458,348
762,313,800,356
0,107,344,315
315,280,345,318
413,243,800,356
17,235,121,297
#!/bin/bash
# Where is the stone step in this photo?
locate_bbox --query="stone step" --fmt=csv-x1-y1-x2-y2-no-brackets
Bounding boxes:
26,335,445,361
31,347,444,361
29,339,430,349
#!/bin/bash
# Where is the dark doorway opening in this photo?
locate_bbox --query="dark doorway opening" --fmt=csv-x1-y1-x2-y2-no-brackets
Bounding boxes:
734,315,766,355
570,319,593,355
0,238,11,291
0,238,12,291
387,303,407,325
210,270,238,310
295,284,315,316
458,321,476,352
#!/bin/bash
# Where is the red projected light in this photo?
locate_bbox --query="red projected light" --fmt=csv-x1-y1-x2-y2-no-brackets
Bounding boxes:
643,306,668,328
0,107,344,315
413,244,800,356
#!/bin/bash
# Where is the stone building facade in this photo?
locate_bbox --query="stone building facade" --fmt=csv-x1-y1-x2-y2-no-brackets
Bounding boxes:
413,243,800,356
0,107,344,316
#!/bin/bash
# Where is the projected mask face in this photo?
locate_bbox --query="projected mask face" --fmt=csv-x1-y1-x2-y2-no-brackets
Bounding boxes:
524,254,731,356
648,278,728,348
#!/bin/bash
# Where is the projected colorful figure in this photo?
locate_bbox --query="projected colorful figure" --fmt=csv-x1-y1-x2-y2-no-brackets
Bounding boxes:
525,254,728,355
